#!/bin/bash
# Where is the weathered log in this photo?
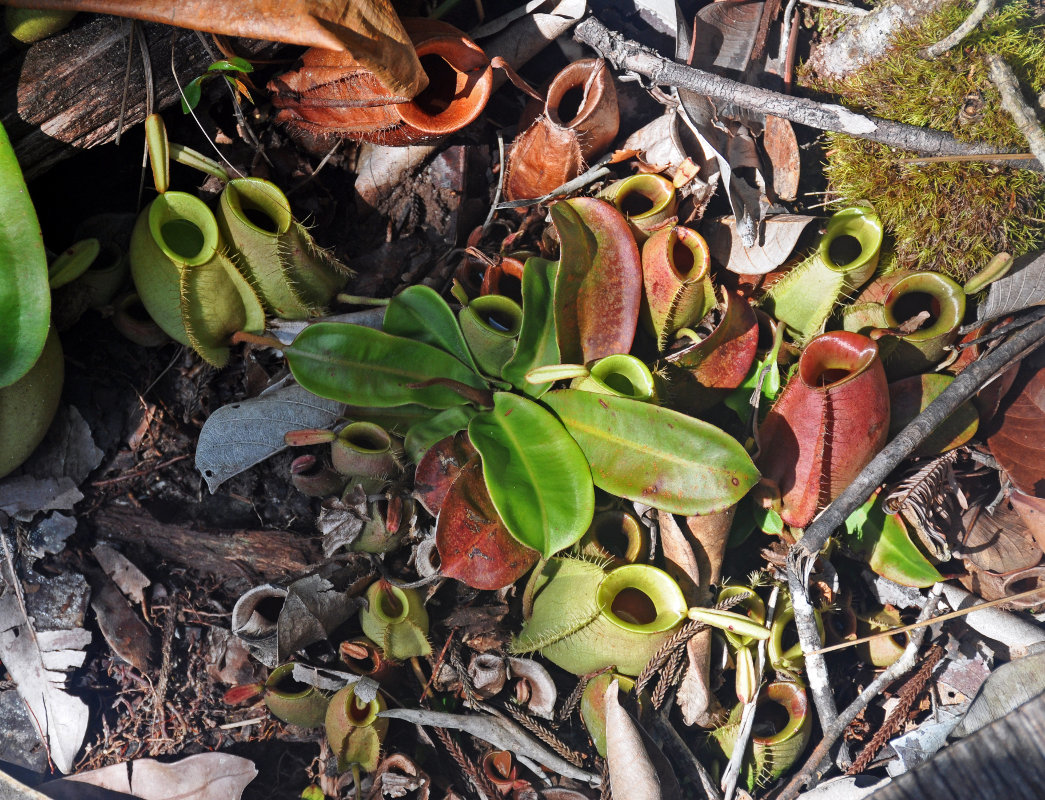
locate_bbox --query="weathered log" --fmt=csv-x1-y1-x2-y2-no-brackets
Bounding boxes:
0,13,274,179
93,505,323,584
869,689,1045,800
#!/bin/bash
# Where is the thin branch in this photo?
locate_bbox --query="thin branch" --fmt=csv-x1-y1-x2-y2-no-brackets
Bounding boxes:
776,585,942,800
986,54,1045,170
920,0,996,59
573,16,1042,171
800,0,871,17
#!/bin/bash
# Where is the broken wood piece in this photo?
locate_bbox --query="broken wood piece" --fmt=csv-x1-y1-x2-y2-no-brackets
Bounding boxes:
93,506,324,583
0,16,276,179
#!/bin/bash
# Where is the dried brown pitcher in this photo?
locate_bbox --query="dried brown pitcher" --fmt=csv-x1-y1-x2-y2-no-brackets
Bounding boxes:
269,18,493,146
504,58,619,201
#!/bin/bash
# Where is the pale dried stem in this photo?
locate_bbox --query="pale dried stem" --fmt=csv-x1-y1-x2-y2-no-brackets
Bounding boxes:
573,16,1042,171
776,586,942,800
987,54,1045,170
920,0,996,59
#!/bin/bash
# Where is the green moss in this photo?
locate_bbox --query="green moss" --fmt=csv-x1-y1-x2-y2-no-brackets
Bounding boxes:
810,0,1045,278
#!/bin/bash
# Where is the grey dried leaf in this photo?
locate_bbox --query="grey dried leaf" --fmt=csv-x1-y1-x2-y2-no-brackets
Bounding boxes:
92,543,150,604
977,249,1045,324
954,649,1045,738
376,708,600,784
319,485,370,557
27,512,76,559
0,545,91,773
0,476,81,521
705,214,815,275
90,574,155,672
52,752,257,799
20,405,103,486
276,570,364,664
195,384,343,492
605,680,661,800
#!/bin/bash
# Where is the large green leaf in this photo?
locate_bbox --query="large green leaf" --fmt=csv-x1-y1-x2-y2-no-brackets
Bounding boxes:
285,323,489,409
841,494,942,588
468,393,594,558
0,121,50,388
543,389,758,515
383,285,480,373
501,257,559,397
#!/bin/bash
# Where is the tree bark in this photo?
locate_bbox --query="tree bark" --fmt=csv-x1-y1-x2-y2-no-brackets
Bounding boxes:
0,14,276,179
93,505,323,584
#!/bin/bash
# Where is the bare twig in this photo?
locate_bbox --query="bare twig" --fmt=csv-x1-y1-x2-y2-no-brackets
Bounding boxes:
800,0,871,16
573,16,1042,170
987,54,1045,169
921,0,996,59
776,585,942,800
377,708,600,784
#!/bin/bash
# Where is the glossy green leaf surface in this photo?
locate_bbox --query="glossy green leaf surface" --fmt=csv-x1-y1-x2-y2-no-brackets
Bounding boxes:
0,121,50,388
551,198,641,364
383,285,480,373
469,393,594,557
842,494,942,588
502,258,560,397
404,405,477,464
543,389,759,515
286,323,488,409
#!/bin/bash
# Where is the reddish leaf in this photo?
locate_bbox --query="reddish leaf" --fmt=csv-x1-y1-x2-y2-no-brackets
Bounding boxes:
551,198,642,363
436,455,539,590
413,432,476,515
986,353,1045,497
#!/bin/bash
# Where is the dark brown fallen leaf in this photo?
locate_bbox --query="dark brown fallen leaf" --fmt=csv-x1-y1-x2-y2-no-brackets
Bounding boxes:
89,574,155,673
986,351,1045,497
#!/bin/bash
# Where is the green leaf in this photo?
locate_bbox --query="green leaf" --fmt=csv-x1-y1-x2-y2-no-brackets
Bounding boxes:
502,257,560,397
468,393,594,557
383,285,480,373
543,389,759,515
180,77,204,113
285,322,489,409
207,57,253,73
0,121,50,388
841,494,942,588
404,406,477,464
724,328,783,424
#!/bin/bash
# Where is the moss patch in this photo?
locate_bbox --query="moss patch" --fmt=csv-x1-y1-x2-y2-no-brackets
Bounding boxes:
807,0,1045,278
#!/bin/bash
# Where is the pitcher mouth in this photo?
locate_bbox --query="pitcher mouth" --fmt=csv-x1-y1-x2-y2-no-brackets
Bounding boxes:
398,31,492,136
798,331,879,390
595,564,687,634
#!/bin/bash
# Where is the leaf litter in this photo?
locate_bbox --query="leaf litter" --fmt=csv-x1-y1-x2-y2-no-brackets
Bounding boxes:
4,0,1045,798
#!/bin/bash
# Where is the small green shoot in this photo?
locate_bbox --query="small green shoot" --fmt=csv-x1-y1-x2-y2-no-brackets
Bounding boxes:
181,57,254,114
